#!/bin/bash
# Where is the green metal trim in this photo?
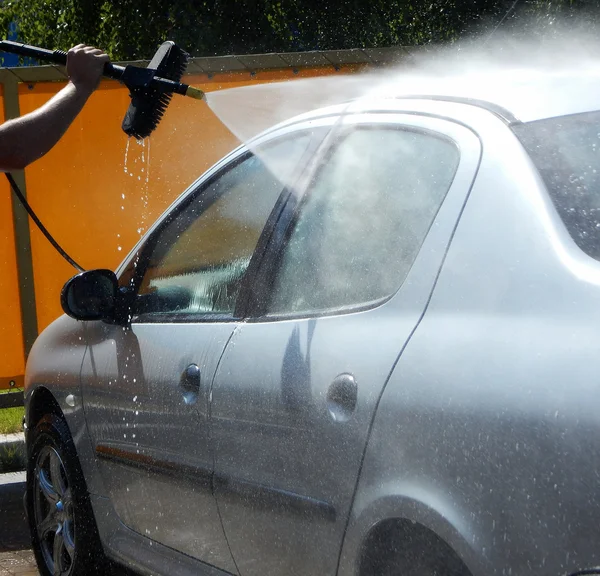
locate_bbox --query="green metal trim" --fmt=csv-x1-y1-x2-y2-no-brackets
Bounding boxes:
0,69,39,356
1,46,414,81
0,389,24,409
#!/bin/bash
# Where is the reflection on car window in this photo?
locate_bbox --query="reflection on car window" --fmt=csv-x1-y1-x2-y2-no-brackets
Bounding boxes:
513,111,600,260
268,127,459,315
134,134,311,317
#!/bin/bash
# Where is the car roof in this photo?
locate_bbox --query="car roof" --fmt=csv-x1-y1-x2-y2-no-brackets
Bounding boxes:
375,68,600,123
269,67,600,130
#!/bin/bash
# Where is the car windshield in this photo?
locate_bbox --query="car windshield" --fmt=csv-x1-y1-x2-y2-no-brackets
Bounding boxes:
513,111,600,260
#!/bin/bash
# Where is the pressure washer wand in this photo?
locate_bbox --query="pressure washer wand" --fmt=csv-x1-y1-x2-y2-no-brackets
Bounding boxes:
0,39,207,272
0,40,204,100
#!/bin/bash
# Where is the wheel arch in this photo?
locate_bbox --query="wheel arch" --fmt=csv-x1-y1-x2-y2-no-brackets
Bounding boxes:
339,490,489,576
26,385,63,432
358,517,472,576
25,383,107,499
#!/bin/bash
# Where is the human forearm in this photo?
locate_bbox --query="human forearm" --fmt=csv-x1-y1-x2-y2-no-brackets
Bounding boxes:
0,45,108,172
0,81,93,171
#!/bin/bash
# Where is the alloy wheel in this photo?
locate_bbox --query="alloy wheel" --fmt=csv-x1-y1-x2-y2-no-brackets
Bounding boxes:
33,445,76,576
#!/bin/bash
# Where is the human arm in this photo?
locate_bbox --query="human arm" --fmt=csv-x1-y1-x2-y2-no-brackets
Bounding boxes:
0,45,109,172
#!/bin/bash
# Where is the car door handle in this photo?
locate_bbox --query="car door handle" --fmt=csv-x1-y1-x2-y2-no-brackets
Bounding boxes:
327,373,357,423
180,363,201,405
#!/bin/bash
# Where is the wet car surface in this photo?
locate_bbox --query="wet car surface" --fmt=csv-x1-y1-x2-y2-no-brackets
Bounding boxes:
22,78,600,576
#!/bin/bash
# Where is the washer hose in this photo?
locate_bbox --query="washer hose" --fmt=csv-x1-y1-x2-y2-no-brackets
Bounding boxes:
5,173,84,272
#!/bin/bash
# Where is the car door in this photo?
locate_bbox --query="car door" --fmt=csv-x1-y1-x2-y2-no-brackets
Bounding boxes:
210,114,482,576
79,127,322,573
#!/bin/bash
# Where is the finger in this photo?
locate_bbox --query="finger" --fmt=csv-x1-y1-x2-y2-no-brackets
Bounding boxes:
70,44,86,52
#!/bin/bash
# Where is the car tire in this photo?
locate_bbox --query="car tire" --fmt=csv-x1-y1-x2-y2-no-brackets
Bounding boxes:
26,413,107,576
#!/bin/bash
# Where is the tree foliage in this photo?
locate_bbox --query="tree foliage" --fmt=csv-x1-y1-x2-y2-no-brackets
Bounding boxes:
0,0,597,61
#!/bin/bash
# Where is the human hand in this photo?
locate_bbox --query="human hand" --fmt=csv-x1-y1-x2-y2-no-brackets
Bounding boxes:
66,45,109,93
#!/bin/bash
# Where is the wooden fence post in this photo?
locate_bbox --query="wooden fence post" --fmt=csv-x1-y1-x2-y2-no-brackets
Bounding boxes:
0,69,38,360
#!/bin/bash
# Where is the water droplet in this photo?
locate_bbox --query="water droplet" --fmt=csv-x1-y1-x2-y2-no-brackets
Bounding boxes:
123,139,130,173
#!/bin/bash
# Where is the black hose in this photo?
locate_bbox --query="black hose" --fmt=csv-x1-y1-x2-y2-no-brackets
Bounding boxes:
5,172,85,272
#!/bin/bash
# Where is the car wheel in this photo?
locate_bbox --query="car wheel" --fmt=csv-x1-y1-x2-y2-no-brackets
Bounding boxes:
26,414,107,576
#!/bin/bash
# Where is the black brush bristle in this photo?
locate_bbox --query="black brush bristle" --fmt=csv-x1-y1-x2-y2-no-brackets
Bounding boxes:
122,41,189,139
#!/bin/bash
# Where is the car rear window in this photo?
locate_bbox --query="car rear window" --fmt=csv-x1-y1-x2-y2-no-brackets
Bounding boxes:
513,111,600,260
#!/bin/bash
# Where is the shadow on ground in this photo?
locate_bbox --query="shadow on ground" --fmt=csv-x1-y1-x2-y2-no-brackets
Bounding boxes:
0,474,29,552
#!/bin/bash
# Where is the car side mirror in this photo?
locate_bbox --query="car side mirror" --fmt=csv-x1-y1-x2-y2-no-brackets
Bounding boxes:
61,269,118,321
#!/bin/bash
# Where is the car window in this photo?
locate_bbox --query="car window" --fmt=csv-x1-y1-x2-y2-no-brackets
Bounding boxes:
267,127,460,316
513,111,600,260
132,134,311,318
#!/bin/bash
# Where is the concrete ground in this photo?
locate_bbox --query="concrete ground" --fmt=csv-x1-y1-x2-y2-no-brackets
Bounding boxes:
0,471,38,575
0,472,137,576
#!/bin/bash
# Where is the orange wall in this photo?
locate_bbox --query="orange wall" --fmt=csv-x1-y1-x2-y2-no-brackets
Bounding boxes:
0,83,26,389
0,64,360,388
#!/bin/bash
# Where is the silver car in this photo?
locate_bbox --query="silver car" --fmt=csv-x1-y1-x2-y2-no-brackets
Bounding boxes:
23,77,600,576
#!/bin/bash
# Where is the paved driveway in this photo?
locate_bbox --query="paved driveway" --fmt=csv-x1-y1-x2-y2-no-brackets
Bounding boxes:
0,472,38,575
0,471,140,576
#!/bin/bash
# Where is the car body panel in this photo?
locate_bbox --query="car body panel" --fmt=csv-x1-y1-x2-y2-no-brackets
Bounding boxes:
23,91,600,576
79,320,239,572
339,103,600,576
273,70,600,124
91,494,232,576
24,315,109,498
211,113,482,576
